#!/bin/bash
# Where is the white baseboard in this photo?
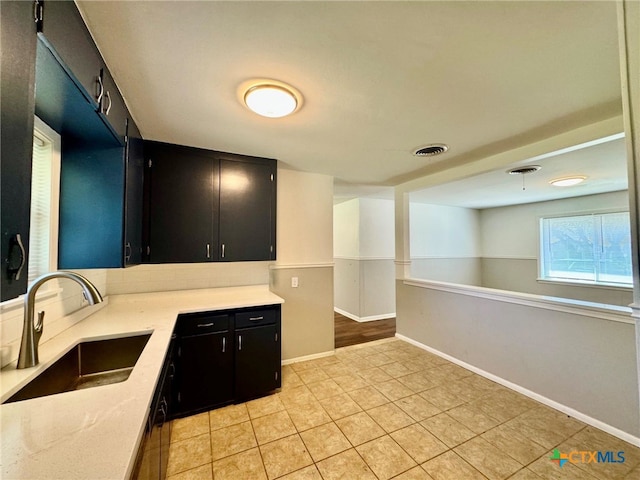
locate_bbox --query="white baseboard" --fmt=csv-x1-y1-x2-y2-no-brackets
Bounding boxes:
334,307,396,323
395,333,640,448
281,350,335,365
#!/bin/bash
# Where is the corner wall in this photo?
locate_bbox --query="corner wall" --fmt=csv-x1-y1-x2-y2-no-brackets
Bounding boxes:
270,168,335,361
409,203,482,285
334,198,396,321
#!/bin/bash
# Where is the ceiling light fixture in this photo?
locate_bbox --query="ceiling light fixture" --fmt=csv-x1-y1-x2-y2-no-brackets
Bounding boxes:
243,82,301,118
549,176,586,187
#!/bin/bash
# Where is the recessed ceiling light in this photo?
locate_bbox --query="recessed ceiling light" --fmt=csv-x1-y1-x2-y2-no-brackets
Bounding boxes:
243,82,301,118
549,176,587,187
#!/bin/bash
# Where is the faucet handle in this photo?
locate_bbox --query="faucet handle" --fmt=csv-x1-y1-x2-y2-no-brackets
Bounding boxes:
35,311,45,333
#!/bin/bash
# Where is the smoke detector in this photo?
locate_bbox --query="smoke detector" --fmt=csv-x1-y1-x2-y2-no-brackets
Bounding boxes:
413,144,449,157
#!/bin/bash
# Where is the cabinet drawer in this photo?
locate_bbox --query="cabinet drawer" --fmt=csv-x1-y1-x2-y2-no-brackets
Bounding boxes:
235,308,277,329
176,313,230,336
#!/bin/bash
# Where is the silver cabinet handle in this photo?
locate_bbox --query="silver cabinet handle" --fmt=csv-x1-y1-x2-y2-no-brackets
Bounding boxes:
206,243,211,259
197,322,214,328
222,337,226,353
104,91,112,115
96,75,104,103
10,233,26,280
221,243,225,258
249,316,264,321
238,335,242,351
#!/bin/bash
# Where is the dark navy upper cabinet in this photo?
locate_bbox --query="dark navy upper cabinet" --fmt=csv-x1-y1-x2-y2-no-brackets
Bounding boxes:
219,159,276,262
124,120,145,266
58,119,144,269
99,67,128,142
144,142,276,264
0,1,38,301
145,141,219,264
38,0,128,144
37,0,103,109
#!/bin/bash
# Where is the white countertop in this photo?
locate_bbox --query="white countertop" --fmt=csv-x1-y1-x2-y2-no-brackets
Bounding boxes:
0,285,284,480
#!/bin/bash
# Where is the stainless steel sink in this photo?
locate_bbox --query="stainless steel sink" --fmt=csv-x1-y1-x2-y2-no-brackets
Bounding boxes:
4,333,151,403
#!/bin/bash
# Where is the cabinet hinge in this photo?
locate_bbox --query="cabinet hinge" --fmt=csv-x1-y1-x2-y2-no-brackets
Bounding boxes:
177,392,181,403
270,245,273,253
275,371,278,381
270,174,274,182
34,0,44,30
148,159,153,168
275,333,278,342
146,246,151,256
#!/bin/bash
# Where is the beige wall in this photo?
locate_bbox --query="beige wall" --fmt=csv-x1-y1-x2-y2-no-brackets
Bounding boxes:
334,198,396,320
271,167,335,360
396,280,639,439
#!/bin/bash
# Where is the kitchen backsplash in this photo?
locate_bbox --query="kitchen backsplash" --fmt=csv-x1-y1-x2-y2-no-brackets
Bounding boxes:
0,262,271,369
0,269,107,369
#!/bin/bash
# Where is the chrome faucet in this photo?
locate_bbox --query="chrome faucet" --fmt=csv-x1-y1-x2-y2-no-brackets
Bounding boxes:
17,271,104,369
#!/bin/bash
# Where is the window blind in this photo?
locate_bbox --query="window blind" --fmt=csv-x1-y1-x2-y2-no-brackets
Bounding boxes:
28,133,53,284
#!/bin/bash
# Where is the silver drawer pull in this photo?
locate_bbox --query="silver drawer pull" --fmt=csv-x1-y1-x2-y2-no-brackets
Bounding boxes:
249,316,264,321
197,322,214,328
222,337,226,353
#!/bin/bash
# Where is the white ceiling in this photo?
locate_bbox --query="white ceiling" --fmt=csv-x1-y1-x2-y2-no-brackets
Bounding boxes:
410,134,628,208
78,0,625,204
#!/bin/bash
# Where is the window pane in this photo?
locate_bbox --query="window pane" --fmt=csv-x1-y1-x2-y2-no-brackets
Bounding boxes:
598,212,632,284
546,215,596,281
541,211,632,286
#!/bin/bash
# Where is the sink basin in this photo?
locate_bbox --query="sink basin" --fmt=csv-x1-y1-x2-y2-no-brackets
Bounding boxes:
4,333,151,404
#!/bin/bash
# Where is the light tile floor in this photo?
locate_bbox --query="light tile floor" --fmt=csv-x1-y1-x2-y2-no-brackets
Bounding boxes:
167,338,640,480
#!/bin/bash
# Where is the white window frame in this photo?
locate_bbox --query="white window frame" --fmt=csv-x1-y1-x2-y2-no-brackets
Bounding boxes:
29,116,61,287
538,208,633,289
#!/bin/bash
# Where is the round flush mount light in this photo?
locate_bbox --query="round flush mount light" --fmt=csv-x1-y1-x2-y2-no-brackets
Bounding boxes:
413,144,449,157
242,80,302,118
549,176,586,187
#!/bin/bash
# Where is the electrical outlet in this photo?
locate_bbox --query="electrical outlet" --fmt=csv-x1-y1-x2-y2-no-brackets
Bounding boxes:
291,276,299,288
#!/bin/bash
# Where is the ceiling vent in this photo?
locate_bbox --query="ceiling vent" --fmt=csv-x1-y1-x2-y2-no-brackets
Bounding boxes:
507,165,542,175
413,144,449,157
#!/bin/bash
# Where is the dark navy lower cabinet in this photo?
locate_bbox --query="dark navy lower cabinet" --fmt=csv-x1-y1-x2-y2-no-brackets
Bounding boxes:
171,305,281,418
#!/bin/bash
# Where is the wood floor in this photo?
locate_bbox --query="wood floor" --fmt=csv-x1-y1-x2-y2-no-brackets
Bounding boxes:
334,312,396,348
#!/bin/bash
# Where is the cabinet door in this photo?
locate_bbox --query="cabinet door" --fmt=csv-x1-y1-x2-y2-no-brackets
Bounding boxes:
41,1,102,109
124,119,144,266
146,142,219,263
219,159,276,261
176,332,233,415
100,67,128,142
235,325,280,401
1,0,37,301
58,144,125,269
39,0,102,108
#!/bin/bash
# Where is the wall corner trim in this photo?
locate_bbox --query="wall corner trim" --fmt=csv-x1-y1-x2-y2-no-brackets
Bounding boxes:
334,307,395,323
270,263,334,270
281,350,335,365
395,333,640,447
